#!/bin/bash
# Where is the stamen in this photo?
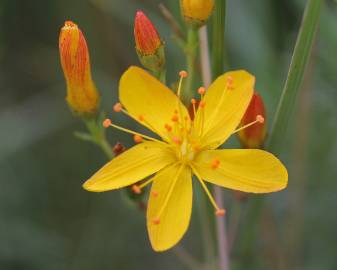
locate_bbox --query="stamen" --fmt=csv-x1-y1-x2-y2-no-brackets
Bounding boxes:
131,184,141,194
171,114,179,122
177,70,188,97
103,119,165,144
133,134,143,143
152,217,161,225
103,118,112,128
113,102,122,112
198,87,206,95
138,115,145,121
191,165,224,213
152,190,158,197
232,115,265,134
216,209,226,216
211,158,220,169
191,99,197,120
179,70,188,78
164,124,172,132
199,100,206,108
172,136,182,145
226,76,234,90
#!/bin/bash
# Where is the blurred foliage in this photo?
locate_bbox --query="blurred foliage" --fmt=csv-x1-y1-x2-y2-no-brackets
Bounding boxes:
0,0,336,269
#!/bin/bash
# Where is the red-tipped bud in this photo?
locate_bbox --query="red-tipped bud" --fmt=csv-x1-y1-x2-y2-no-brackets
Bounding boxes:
238,92,267,148
59,21,99,114
134,11,162,55
134,11,165,72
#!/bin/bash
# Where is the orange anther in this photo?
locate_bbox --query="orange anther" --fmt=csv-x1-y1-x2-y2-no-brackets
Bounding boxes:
152,190,158,197
211,159,220,169
256,115,265,123
138,115,145,121
179,70,188,78
226,76,234,89
131,185,141,194
199,100,206,108
171,114,179,122
153,217,160,225
215,209,226,216
113,102,122,112
172,136,182,145
191,98,197,105
133,134,143,143
103,118,112,128
198,87,206,95
164,124,172,132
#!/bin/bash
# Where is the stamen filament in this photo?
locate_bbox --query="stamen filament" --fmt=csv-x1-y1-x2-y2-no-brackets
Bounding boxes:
139,177,155,189
191,165,220,211
106,120,165,145
231,115,264,134
120,109,164,139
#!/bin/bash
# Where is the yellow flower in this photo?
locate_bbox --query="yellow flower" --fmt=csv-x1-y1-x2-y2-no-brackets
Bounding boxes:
83,66,288,251
59,21,99,114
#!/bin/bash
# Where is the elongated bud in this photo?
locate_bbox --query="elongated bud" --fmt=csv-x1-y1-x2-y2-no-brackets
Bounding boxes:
180,0,214,27
59,21,99,114
238,92,267,148
134,11,165,72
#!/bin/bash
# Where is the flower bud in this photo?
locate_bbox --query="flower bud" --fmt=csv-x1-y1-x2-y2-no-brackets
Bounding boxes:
59,21,99,114
134,11,165,72
238,92,267,149
180,0,214,27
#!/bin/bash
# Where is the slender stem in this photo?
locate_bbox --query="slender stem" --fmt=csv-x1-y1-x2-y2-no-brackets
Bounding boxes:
212,0,226,79
97,137,114,159
196,189,216,267
199,26,230,270
172,246,203,270
153,69,166,84
185,27,198,101
83,116,114,159
228,200,242,252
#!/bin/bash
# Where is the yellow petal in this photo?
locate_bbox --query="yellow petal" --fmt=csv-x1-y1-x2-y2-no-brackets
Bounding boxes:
193,149,288,193
119,66,190,141
147,164,192,251
83,141,175,192
194,70,255,149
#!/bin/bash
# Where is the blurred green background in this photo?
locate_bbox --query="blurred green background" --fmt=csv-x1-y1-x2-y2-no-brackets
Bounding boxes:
0,0,336,269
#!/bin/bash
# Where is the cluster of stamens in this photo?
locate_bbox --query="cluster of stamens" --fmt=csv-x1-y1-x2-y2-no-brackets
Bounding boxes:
102,71,264,224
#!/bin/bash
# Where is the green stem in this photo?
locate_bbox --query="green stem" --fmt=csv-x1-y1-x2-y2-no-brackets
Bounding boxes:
185,27,198,101
97,137,114,159
196,185,216,268
153,69,166,84
83,115,114,160
212,0,226,79
209,1,230,269
267,0,322,152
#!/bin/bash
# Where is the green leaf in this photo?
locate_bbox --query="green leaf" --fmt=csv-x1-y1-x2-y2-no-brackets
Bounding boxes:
267,0,322,153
